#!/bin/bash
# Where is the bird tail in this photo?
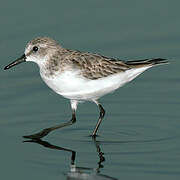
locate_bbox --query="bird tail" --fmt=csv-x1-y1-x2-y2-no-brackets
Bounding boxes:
125,58,168,67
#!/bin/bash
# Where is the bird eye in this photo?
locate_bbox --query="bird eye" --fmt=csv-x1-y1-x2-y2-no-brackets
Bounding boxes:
33,46,38,52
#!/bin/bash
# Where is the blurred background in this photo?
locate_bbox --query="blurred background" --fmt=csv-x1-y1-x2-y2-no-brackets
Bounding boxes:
0,0,179,179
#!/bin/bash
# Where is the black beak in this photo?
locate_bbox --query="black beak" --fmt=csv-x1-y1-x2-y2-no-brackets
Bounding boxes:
4,54,26,70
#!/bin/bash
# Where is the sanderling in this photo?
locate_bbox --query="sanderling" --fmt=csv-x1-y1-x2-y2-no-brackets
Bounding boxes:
4,37,168,139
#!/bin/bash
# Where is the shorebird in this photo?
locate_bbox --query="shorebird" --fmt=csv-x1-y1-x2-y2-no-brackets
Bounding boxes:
4,37,168,139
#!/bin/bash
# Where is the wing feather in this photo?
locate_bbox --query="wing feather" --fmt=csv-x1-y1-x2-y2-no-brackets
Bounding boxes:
61,50,167,80
69,52,130,80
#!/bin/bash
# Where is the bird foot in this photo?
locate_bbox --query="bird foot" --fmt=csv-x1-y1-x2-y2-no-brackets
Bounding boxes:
89,134,99,139
23,128,51,139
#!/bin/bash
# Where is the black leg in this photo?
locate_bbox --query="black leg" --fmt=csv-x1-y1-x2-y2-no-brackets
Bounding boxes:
23,110,76,139
92,102,105,137
92,137,105,169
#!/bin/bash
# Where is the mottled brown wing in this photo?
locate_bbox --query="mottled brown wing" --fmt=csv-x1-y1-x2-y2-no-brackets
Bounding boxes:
69,52,131,80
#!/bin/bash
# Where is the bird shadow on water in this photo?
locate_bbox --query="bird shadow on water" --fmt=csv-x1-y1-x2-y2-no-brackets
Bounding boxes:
23,137,118,180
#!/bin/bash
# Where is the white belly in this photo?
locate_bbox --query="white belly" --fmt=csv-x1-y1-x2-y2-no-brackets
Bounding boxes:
40,66,150,101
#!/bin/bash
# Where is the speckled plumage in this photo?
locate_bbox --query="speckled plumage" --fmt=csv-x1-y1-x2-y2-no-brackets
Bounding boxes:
25,37,167,80
4,37,168,138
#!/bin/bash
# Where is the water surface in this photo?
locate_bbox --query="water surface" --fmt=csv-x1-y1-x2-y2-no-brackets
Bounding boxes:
1,0,180,179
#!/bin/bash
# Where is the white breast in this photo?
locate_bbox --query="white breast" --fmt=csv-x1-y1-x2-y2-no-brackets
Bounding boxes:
40,66,150,101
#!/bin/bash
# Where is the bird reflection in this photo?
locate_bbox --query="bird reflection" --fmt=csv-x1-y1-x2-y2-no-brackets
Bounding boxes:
24,138,118,180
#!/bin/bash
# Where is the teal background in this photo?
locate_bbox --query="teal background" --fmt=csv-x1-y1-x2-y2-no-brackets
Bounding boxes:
0,0,179,179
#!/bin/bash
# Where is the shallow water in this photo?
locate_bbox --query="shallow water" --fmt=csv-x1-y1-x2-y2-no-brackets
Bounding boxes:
1,0,180,179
